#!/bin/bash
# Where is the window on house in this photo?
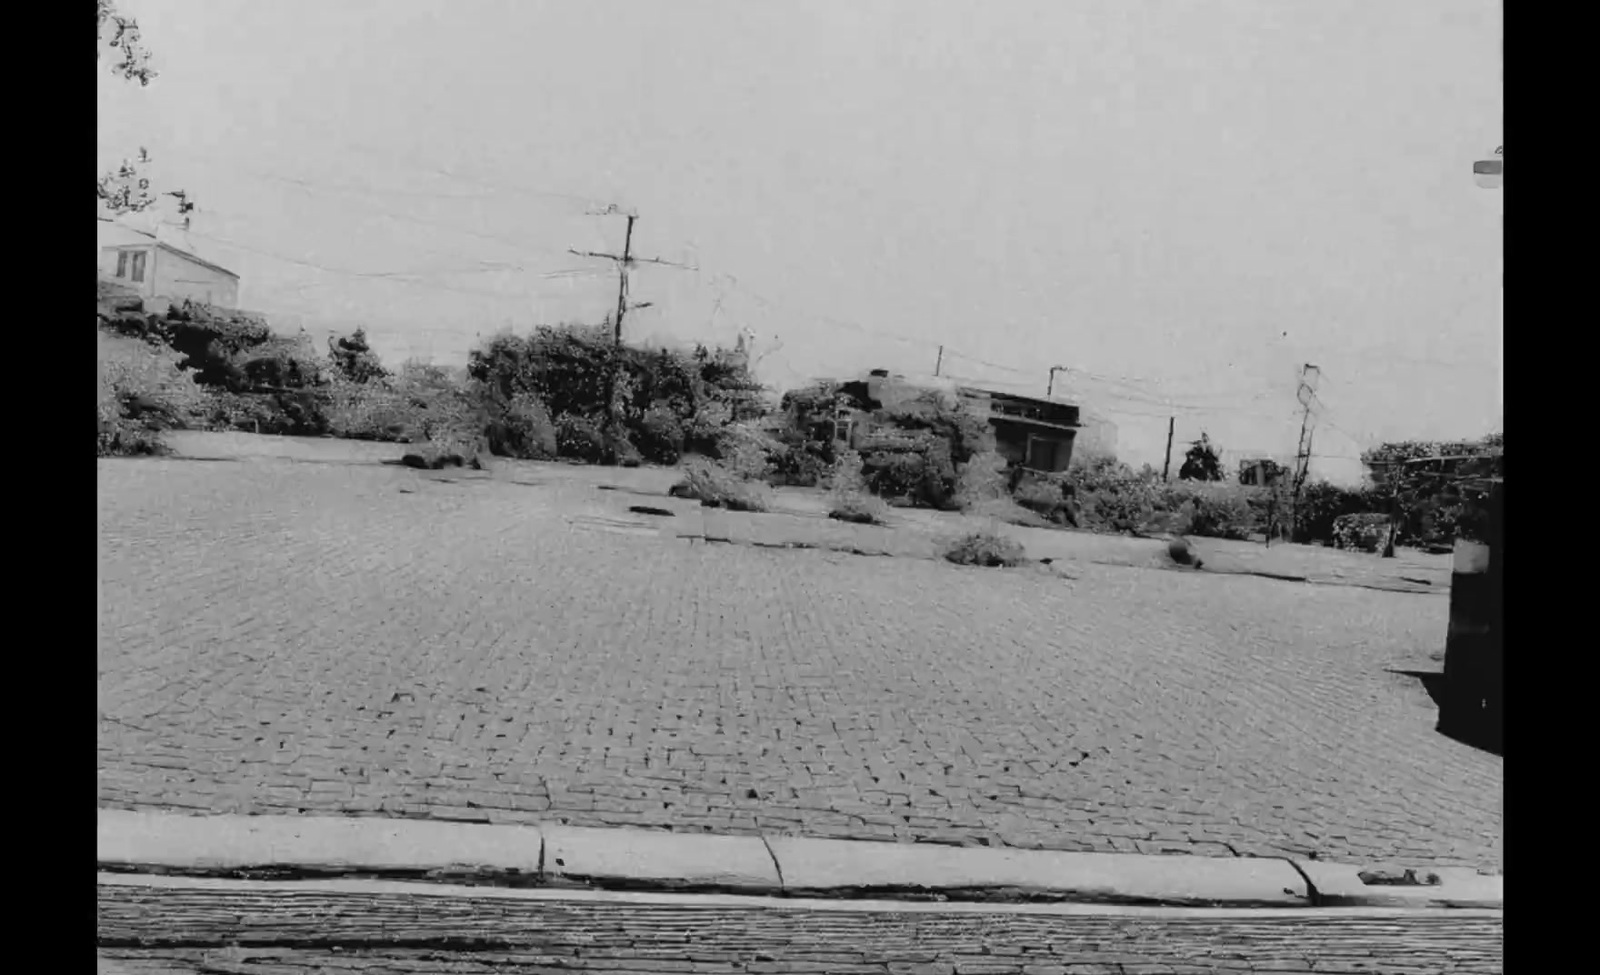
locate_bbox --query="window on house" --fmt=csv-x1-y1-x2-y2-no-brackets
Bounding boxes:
130,251,146,283
115,251,129,278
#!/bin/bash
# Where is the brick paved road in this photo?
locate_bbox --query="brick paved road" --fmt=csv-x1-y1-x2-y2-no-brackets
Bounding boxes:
97,445,1502,869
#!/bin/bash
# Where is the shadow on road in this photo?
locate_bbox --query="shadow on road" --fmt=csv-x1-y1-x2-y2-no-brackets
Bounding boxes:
1391,669,1503,758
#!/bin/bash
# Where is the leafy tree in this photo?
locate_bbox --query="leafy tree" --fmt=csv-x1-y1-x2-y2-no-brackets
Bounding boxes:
1178,432,1224,482
1360,437,1503,554
98,0,156,86
97,2,194,219
327,328,388,384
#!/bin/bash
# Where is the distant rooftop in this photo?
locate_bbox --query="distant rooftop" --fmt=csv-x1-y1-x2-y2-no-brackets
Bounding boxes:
97,218,239,280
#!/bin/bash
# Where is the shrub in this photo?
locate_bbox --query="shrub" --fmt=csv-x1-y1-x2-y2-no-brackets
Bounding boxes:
156,300,274,386
274,389,331,436
555,413,608,463
605,422,644,467
232,333,326,392
1292,480,1374,544
1332,512,1393,553
1013,476,1079,527
683,399,734,456
97,331,207,456
323,375,417,442
1160,481,1260,541
941,530,1027,567
486,392,558,459
402,431,490,471
829,492,890,524
714,422,782,480
1063,457,1161,534
827,451,890,524
769,438,831,487
466,325,766,463
880,394,995,467
954,450,1008,508
828,449,869,494
671,457,772,511
863,449,927,499
949,450,1046,526
327,327,387,384
631,403,686,465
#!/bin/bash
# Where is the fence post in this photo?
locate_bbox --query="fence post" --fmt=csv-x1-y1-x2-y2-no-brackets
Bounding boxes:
1438,483,1502,752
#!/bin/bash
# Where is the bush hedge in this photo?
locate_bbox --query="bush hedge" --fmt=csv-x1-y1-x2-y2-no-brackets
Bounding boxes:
97,330,207,456
671,457,772,511
941,530,1027,567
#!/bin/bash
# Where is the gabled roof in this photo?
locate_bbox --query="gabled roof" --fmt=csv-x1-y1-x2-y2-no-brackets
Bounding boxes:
98,220,239,280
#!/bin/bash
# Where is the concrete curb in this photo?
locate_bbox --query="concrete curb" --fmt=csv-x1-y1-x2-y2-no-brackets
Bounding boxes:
97,809,1502,909
768,835,1308,907
1293,859,1503,909
97,809,543,882
543,824,781,892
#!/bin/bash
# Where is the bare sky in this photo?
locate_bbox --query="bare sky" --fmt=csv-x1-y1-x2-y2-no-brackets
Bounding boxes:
97,0,1501,482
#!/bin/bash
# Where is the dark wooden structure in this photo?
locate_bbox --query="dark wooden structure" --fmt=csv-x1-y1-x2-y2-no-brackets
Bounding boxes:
1438,481,1502,753
955,387,1081,473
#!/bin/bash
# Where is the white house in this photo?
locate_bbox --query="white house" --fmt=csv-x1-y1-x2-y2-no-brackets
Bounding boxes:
97,219,240,310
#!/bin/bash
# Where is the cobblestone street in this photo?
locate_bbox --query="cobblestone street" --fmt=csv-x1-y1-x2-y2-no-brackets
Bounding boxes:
97,444,1502,870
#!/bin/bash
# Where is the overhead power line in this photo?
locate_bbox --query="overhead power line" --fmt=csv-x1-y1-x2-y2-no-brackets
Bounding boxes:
212,166,583,260
183,230,558,302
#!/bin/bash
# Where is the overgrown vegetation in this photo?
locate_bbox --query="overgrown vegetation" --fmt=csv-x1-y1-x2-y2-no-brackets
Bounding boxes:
941,529,1027,567
96,331,205,456
94,275,1500,557
96,286,764,468
953,450,1049,527
827,450,890,525
671,457,773,511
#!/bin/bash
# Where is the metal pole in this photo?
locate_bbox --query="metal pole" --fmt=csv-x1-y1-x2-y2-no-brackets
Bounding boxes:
1162,417,1175,481
614,214,635,346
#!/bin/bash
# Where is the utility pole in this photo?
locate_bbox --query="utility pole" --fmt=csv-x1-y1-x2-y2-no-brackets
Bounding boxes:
1047,365,1068,399
1162,417,1175,482
568,205,694,442
1289,363,1321,538
934,346,943,377
569,205,694,347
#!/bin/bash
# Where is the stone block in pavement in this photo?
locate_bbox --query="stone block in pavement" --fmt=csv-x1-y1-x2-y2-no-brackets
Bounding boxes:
768,837,1310,907
97,809,543,880
542,824,781,893
1294,859,1503,908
